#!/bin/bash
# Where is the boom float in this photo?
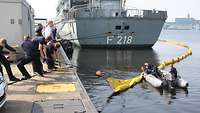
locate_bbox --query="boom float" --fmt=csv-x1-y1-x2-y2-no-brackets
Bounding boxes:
106,40,192,93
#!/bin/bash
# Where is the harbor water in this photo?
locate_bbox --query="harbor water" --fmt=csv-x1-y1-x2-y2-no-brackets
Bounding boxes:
72,30,200,113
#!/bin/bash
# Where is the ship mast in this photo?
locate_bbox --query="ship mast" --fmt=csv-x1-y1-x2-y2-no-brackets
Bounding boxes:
89,0,92,9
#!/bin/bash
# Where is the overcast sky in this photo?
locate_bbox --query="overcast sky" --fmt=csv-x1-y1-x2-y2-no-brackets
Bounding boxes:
26,0,200,21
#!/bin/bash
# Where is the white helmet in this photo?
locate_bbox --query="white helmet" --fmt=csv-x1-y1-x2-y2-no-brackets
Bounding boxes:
144,62,149,66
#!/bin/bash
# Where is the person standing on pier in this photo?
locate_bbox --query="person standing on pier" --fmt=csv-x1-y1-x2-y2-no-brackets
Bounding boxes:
44,21,57,41
0,38,20,81
17,36,36,80
46,41,61,72
32,28,51,76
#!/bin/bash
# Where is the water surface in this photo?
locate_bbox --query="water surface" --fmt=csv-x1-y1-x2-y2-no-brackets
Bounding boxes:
72,30,200,113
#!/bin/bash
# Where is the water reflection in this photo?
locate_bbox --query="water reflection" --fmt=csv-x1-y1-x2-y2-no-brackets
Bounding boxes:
75,48,160,74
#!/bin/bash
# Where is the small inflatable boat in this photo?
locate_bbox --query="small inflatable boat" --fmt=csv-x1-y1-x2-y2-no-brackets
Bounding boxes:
144,70,188,89
144,74,163,88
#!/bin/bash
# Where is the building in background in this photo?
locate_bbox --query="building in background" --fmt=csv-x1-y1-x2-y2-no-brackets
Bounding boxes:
0,0,34,45
34,18,47,29
163,14,200,30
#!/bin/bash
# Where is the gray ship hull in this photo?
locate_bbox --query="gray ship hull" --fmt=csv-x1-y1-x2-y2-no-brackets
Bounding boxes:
59,17,165,48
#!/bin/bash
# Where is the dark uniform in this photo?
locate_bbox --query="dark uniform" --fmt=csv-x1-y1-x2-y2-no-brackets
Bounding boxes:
46,41,56,70
52,28,57,41
0,44,20,81
170,66,178,80
152,65,162,78
144,65,152,74
0,61,2,74
17,40,38,79
31,36,46,75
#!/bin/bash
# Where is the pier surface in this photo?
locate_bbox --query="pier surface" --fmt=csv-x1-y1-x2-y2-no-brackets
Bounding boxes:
0,51,97,113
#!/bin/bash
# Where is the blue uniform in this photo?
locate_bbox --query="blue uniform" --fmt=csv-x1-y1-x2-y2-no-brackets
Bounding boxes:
17,38,44,78
17,39,44,78
32,36,45,51
31,36,46,75
170,67,178,79
17,40,34,78
21,40,37,57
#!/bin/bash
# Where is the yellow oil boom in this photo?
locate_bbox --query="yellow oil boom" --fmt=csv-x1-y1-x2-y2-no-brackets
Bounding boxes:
157,40,192,69
106,40,193,93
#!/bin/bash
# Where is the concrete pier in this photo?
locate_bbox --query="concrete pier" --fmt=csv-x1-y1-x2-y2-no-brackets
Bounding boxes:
0,49,98,113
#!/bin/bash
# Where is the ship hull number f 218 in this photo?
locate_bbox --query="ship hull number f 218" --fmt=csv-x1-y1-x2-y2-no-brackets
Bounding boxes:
107,35,134,44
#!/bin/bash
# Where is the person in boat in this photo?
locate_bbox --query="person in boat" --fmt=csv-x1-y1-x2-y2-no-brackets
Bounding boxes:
152,65,162,79
170,65,178,80
141,63,152,74
141,63,162,78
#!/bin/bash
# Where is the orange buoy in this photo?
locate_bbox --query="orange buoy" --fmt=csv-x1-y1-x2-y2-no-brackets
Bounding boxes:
96,70,103,77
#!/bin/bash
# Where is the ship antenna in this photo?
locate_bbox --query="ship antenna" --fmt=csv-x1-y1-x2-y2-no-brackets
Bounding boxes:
89,0,92,9
122,0,126,8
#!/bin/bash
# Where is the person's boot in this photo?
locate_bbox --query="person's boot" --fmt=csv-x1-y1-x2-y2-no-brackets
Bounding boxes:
34,71,44,77
47,69,52,73
9,76,20,81
21,75,32,80
43,70,48,74
26,75,32,79
38,74,44,77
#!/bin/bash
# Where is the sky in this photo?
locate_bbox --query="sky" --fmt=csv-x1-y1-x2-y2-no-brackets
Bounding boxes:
26,0,200,21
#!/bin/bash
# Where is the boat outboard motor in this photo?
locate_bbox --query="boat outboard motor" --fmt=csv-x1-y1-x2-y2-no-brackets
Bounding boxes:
60,39,74,59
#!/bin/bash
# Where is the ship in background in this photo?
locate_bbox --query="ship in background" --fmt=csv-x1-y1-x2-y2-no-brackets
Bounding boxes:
54,0,167,48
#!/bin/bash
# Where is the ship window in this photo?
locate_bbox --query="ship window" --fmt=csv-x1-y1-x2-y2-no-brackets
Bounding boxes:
18,19,22,24
115,12,119,17
10,19,15,24
115,26,121,30
124,26,130,30
85,9,90,12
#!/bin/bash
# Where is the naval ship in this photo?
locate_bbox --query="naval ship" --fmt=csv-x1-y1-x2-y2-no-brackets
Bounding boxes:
55,0,167,48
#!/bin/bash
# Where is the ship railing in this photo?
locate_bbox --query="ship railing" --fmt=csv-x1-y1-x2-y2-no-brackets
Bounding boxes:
125,9,143,17
126,9,167,19
67,7,167,20
69,4,88,11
